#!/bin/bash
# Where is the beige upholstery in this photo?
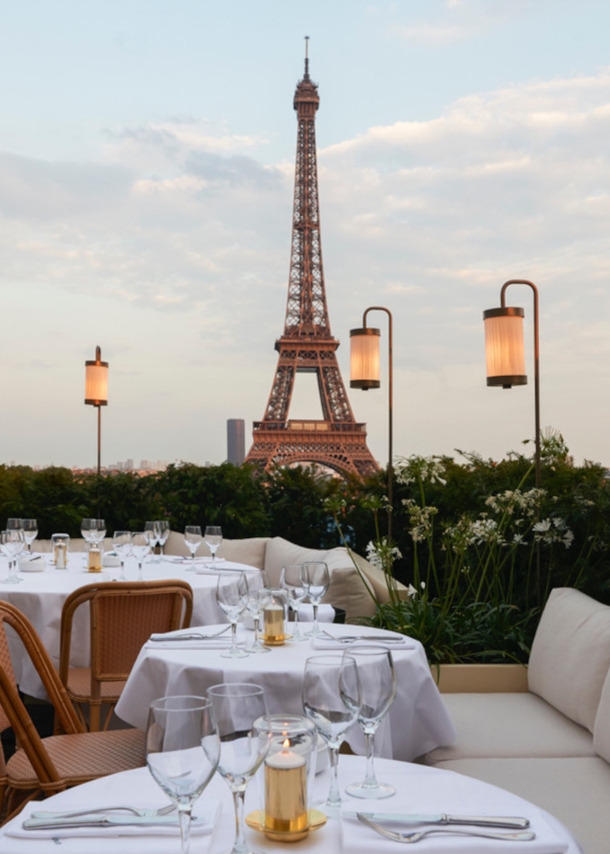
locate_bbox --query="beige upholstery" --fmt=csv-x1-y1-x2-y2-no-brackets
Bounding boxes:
593,665,610,763
528,587,610,732
427,692,596,762
163,533,268,569
436,756,610,854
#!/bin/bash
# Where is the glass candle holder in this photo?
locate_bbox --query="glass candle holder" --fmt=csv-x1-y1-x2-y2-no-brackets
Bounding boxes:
51,533,70,569
263,590,287,646
87,543,102,572
258,714,317,842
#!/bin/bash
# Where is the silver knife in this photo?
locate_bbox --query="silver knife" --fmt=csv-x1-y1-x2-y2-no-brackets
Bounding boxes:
23,815,184,830
345,811,530,829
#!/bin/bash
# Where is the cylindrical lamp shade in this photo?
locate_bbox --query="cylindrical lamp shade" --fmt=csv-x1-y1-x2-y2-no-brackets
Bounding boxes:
84,347,109,406
483,307,527,388
350,327,381,389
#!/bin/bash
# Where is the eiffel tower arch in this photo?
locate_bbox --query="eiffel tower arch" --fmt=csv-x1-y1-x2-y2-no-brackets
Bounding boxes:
245,46,379,479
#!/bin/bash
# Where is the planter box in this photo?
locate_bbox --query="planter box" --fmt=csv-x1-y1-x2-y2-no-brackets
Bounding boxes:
432,663,528,694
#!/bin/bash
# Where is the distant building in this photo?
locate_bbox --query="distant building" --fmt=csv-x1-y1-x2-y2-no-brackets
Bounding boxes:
227,419,245,465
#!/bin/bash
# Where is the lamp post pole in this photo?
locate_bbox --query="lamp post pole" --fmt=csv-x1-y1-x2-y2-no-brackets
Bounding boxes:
85,346,109,514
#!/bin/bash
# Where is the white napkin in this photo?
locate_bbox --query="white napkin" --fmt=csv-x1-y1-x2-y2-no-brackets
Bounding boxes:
312,632,415,650
6,800,221,840
146,626,243,650
341,810,568,853
297,603,335,622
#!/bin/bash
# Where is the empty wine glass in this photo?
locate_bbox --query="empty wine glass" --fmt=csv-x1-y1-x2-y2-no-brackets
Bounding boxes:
145,521,161,563
216,572,249,659
112,530,132,581
147,695,220,854
280,564,308,642
301,562,330,637
158,520,170,559
342,646,397,798
131,532,151,580
245,571,272,654
0,530,24,584
204,525,222,566
302,654,360,818
184,526,202,567
207,683,271,854
21,519,38,553
92,518,106,548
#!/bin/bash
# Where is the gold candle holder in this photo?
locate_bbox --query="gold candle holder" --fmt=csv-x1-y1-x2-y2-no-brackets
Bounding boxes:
263,604,285,645
263,740,308,841
87,547,102,572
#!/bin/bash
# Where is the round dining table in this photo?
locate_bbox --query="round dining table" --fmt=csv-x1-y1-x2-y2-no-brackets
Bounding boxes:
115,623,457,761
0,754,580,853
0,554,259,699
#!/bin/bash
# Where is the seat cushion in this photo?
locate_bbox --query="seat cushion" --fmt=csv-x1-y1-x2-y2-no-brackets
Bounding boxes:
594,665,610,762
435,756,610,854
66,667,126,703
425,692,595,763
7,728,146,790
528,587,610,732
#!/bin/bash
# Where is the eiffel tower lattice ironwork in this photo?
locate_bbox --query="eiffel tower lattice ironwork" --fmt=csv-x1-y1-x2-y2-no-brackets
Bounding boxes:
246,48,379,478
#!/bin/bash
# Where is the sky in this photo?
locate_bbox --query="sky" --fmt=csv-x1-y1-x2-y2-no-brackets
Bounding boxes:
1,0,610,471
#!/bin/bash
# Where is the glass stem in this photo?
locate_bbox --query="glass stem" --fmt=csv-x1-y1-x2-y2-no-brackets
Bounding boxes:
326,744,342,808
312,602,319,634
231,787,248,854
253,615,260,645
293,606,301,637
230,620,238,653
362,730,378,787
178,805,192,854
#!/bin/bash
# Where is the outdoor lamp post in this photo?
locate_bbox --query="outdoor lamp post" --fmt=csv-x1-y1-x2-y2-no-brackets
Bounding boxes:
84,345,109,477
483,279,540,488
350,306,393,539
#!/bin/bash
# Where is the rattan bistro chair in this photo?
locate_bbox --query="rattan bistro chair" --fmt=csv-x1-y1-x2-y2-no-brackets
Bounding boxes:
59,580,193,732
0,600,146,822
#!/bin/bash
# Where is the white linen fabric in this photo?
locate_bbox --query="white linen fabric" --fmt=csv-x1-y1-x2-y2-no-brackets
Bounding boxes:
0,756,579,854
115,623,456,760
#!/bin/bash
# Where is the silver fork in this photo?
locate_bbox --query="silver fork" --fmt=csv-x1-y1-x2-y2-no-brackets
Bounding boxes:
149,626,230,642
321,630,405,644
357,814,535,843
31,804,176,820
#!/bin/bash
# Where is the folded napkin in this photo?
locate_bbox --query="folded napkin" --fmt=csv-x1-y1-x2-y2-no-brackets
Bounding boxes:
146,625,244,650
341,809,569,854
312,632,415,650
7,800,221,840
297,603,335,622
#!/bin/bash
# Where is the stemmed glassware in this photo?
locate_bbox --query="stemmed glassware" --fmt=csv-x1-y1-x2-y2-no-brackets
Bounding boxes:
341,646,397,799
302,654,361,817
112,530,132,581
204,526,222,566
0,530,24,583
300,562,330,637
215,572,249,659
21,519,38,554
245,571,272,653
207,683,271,854
131,532,151,581
146,695,220,854
157,521,170,559
144,521,161,563
280,564,308,642
184,526,202,567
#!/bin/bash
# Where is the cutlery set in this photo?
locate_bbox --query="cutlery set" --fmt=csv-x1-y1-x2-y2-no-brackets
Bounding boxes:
356,813,536,844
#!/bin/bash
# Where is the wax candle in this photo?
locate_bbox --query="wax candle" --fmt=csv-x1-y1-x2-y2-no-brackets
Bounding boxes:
55,543,67,569
263,604,285,645
88,547,102,572
264,740,309,841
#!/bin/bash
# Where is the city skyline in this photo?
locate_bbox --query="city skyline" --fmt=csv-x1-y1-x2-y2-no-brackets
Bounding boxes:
1,2,610,470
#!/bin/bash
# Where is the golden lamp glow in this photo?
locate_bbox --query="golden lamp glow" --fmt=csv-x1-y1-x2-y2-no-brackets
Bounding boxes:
483,307,527,389
84,346,109,406
349,327,381,389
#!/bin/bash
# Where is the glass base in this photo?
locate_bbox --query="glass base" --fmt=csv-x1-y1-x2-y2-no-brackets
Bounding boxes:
290,631,309,642
248,643,271,654
220,647,249,659
345,781,396,799
2,576,22,584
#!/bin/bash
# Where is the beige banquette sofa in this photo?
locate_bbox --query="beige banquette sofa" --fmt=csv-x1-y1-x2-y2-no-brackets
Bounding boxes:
423,587,610,854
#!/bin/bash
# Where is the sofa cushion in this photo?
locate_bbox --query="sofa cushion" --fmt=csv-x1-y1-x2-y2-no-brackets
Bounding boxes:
163,532,268,570
424,692,596,763
263,537,376,619
593,665,610,763
528,587,610,732
434,756,610,854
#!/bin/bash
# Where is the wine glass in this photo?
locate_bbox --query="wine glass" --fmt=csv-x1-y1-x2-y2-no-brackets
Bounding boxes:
216,572,249,659
21,519,38,554
341,646,397,798
207,683,271,854
280,564,308,642
112,530,132,581
204,525,222,566
245,571,272,654
131,532,151,581
157,520,170,559
300,562,330,637
302,654,360,817
92,518,106,548
145,521,161,563
146,695,220,854
81,518,97,546
0,530,24,584
184,526,202,567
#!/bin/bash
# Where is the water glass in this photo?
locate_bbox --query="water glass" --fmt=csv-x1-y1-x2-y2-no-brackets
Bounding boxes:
204,525,222,566
0,530,24,584
21,519,38,553
280,564,308,642
112,530,132,580
301,562,330,636
131,531,151,580
157,520,170,558
184,526,202,566
216,572,249,658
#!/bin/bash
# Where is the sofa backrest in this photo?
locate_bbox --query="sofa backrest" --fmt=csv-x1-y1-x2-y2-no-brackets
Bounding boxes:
163,531,269,570
528,587,610,732
593,666,610,761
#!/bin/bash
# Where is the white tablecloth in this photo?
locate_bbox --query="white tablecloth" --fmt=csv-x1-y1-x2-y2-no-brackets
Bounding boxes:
115,623,456,760
0,756,581,853
0,553,259,699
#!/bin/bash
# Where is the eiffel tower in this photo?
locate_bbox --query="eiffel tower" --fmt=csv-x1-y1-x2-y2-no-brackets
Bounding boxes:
245,45,378,478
